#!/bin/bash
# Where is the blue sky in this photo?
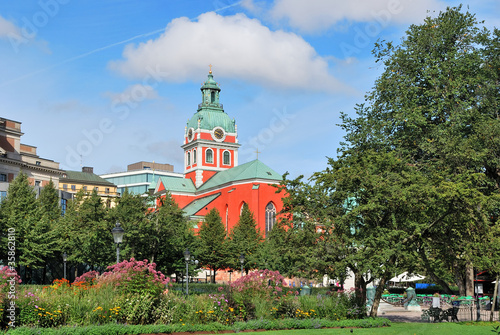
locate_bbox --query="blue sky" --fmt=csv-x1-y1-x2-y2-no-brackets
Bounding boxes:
0,0,498,178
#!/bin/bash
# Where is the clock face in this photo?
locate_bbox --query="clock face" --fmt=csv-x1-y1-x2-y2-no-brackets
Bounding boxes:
187,128,194,141
214,128,224,140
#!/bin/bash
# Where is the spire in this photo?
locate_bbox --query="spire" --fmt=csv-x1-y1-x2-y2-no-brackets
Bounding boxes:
199,66,222,112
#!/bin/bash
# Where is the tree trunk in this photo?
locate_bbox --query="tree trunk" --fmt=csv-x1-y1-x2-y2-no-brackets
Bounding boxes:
42,263,47,284
370,275,388,317
212,269,216,284
354,270,367,308
419,249,454,294
453,261,466,296
490,275,498,322
465,263,474,296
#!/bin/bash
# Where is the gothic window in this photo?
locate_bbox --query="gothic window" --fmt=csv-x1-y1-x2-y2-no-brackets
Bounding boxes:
206,148,213,163
265,202,276,238
225,205,229,236
240,202,246,215
223,150,230,165
187,152,191,166
193,149,197,164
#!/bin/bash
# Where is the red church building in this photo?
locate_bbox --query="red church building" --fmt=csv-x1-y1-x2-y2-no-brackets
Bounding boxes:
152,69,284,236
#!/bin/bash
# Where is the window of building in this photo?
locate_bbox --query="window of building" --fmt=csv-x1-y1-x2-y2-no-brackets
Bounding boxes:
60,198,67,216
193,149,197,164
240,202,246,215
265,202,276,238
0,174,6,182
35,161,41,166
211,91,215,103
94,187,99,192
187,152,191,166
71,185,76,191
83,186,87,192
63,184,67,190
105,188,110,194
35,180,41,187
223,151,230,165
0,191,6,202
206,148,213,163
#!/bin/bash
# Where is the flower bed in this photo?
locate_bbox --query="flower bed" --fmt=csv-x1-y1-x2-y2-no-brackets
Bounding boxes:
1,261,371,330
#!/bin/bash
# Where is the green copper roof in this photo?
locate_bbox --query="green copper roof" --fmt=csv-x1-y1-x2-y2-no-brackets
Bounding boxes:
186,72,236,133
197,159,282,192
182,192,221,217
187,110,235,133
63,170,116,187
158,176,196,193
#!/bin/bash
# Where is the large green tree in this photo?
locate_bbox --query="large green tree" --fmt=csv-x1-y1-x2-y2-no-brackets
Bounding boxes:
197,208,227,283
152,193,196,279
227,204,262,273
279,6,499,316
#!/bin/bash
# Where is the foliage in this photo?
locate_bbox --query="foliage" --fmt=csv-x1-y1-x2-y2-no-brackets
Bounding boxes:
197,208,228,283
150,193,196,278
227,204,263,272
99,258,170,296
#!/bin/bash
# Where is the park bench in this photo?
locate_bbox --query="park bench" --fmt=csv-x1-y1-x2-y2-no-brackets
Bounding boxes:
421,306,459,322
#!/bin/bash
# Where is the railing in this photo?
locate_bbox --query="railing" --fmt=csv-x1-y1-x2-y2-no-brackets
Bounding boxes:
198,103,223,109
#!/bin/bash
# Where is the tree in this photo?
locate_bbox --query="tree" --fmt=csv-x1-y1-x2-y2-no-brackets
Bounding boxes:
0,173,54,282
275,7,500,316
227,204,262,273
197,208,227,283
342,5,500,297
108,188,152,260
152,193,196,279
35,180,61,282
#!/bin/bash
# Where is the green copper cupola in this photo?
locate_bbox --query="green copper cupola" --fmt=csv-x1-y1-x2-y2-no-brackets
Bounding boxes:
186,66,236,133
199,65,222,111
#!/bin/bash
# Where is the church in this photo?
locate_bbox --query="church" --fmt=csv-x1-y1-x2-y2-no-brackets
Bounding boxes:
151,69,285,236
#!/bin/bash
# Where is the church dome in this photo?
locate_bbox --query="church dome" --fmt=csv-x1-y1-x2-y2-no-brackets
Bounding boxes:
186,70,236,133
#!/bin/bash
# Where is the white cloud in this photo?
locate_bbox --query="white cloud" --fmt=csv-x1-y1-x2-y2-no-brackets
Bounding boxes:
267,0,446,33
109,12,351,94
0,15,21,38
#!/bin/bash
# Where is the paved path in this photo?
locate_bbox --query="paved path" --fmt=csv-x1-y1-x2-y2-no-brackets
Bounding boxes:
376,301,500,323
377,301,425,322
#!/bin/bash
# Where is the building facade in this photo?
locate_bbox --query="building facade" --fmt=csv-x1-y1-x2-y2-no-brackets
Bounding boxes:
59,166,119,208
153,70,285,236
100,161,180,196
0,117,64,199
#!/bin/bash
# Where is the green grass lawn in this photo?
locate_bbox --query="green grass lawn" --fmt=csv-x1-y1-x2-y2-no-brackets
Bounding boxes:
261,323,494,335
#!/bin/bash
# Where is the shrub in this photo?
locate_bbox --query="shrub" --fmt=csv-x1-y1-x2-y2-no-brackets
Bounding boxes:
98,258,170,296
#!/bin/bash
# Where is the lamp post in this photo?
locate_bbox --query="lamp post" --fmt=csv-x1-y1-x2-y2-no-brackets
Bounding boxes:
63,251,67,280
111,222,125,264
184,248,191,295
239,253,245,276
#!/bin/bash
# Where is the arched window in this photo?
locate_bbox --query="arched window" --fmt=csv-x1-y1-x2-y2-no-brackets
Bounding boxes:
211,91,215,103
187,152,191,166
225,205,229,236
223,150,230,165
206,148,213,163
193,149,197,164
265,202,276,237
240,202,246,215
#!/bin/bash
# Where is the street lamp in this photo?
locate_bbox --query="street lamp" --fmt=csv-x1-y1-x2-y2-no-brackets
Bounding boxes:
239,253,245,276
63,251,67,280
111,221,125,264
184,248,191,295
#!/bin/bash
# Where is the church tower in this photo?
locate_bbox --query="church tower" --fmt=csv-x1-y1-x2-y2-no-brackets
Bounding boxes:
182,67,240,188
